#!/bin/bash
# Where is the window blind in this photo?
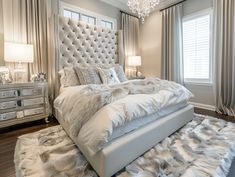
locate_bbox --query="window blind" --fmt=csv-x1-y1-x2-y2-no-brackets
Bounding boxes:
183,14,211,82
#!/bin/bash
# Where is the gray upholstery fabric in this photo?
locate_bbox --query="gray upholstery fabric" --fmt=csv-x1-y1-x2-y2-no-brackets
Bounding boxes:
74,66,102,85
59,17,119,69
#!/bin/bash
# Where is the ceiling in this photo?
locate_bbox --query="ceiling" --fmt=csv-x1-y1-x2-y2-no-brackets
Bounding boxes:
100,0,131,12
100,0,184,12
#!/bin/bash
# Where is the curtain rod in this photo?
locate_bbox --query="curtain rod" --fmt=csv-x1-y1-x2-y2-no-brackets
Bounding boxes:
120,10,139,19
160,0,187,11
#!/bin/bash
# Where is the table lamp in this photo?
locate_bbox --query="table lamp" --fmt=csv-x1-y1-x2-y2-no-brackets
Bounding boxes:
4,42,34,82
128,56,142,77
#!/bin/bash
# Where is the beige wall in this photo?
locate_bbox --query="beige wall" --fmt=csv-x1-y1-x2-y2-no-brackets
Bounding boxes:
140,11,162,77
140,0,215,107
61,0,121,29
0,0,4,66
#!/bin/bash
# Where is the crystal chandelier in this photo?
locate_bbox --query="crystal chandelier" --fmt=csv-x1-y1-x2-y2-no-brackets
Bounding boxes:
127,0,160,23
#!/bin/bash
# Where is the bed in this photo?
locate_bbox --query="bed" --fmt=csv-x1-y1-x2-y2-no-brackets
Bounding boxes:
54,16,194,177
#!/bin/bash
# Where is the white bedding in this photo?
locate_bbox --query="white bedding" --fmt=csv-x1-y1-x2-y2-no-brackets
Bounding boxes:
54,78,193,155
110,101,188,140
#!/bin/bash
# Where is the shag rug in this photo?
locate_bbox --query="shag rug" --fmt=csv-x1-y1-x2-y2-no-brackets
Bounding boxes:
14,114,235,177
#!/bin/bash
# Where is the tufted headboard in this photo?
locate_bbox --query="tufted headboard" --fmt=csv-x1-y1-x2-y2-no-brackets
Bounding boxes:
52,16,124,98
58,16,123,69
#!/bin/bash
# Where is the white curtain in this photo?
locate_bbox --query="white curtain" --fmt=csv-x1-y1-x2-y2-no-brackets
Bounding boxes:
3,0,59,109
3,0,29,81
0,0,4,65
121,12,140,77
2,0,52,81
213,0,235,116
161,4,184,84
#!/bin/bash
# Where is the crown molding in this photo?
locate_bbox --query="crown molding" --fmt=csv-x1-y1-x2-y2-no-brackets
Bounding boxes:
100,0,184,12
100,0,131,12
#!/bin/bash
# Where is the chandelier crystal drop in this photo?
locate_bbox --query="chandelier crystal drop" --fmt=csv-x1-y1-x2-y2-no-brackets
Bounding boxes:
127,0,160,23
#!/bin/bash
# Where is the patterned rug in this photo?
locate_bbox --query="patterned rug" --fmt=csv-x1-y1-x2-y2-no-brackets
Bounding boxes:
14,114,235,177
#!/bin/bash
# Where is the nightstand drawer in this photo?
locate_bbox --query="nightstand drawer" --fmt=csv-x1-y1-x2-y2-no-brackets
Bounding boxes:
0,90,18,99
24,107,44,116
22,97,44,106
0,101,18,110
0,112,16,121
21,88,43,96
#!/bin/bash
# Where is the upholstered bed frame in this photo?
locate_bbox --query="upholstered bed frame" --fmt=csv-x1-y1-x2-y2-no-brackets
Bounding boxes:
54,16,194,177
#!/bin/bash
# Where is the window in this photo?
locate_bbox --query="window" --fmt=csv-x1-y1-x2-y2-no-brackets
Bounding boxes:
101,20,113,29
61,2,116,30
81,14,96,25
64,9,79,20
183,9,212,83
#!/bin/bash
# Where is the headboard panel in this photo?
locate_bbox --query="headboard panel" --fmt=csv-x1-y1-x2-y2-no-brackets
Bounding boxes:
59,16,121,69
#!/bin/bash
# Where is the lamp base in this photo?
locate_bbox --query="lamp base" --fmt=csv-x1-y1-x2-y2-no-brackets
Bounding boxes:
14,62,27,83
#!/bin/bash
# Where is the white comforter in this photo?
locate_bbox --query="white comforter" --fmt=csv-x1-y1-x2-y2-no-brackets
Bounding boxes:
54,78,193,155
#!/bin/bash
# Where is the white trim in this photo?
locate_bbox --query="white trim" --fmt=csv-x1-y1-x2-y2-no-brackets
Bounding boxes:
189,101,215,111
183,8,213,21
184,81,213,86
183,8,213,84
60,2,117,30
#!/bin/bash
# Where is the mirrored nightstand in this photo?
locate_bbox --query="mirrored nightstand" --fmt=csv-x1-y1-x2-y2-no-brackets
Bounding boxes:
0,82,49,128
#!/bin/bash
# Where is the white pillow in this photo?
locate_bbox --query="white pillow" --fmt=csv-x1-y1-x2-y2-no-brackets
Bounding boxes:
98,67,120,84
59,66,80,87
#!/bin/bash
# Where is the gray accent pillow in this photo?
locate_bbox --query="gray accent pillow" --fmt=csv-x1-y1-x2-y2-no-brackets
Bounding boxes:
113,65,128,82
74,66,102,85
97,67,120,84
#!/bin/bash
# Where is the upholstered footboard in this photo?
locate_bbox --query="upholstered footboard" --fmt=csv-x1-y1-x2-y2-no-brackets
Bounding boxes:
56,105,194,177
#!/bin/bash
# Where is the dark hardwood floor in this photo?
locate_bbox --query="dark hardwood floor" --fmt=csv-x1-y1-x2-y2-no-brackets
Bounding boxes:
0,118,58,177
194,107,235,123
0,109,234,177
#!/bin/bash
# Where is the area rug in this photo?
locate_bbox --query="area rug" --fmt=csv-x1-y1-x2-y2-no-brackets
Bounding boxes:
14,114,235,177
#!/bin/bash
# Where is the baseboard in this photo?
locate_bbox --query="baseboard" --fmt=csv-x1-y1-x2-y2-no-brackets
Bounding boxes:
189,102,216,111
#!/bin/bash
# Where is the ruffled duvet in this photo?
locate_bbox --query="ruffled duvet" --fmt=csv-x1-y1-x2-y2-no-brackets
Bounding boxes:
54,78,193,154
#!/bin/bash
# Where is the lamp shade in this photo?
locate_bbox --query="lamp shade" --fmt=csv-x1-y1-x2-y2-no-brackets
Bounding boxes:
128,56,141,66
4,42,34,63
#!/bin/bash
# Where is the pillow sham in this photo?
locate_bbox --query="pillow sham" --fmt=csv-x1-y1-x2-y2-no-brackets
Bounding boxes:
74,66,102,85
59,66,80,87
97,67,120,84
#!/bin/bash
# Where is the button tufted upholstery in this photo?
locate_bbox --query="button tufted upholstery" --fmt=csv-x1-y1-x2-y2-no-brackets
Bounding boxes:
59,17,119,69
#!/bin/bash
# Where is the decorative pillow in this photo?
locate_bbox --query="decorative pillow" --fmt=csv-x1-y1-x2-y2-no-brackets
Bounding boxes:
113,65,128,82
74,66,102,85
59,66,80,87
98,67,120,84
